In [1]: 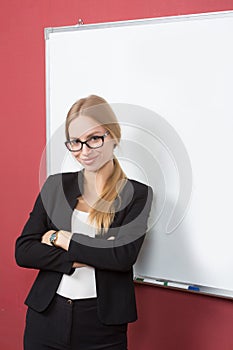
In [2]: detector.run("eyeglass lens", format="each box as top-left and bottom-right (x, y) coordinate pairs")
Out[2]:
(68, 136), (103, 151)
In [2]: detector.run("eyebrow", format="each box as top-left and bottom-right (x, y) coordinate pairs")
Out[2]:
(69, 130), (103, 141)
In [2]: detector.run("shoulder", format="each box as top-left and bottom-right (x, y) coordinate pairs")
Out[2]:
(117, 178), (153, 214)
(40, 171), (82, 194)
(43, 170), (81, 184)
(127, 178), (152, 191)
(126, 178), (153, 199)
(47, 170), (80, 180)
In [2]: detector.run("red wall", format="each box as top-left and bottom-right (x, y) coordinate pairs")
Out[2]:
(1, 1), (233, 349)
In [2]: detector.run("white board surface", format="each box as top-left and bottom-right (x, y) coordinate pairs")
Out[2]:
(45, 11), (233, 298)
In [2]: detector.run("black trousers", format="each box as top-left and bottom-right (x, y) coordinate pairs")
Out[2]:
(24, 294), (128, 350)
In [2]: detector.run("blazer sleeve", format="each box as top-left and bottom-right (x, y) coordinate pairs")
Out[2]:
(15, 175), (74, 275)
(68, 184), (153, 272)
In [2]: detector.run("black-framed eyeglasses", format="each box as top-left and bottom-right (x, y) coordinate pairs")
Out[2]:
(65, 131), (110, 152)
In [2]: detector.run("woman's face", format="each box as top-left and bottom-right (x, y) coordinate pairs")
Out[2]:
(68, 115), (115, 172)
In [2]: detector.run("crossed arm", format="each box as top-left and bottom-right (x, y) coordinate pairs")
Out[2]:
(41, 229), (114, 268)
(15, 179), (153, 274)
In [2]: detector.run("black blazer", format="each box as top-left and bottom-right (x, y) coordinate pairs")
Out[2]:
(15, 170), (153, 325)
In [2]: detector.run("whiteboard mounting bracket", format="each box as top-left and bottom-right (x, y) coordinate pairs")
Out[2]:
(77, 18), (84, 25)
(44, 18), (84, 40)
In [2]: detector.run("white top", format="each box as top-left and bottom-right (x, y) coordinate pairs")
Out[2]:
(56, 209), (97, 299)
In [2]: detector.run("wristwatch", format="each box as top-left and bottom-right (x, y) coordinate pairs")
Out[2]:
(49, 231), (59, 246)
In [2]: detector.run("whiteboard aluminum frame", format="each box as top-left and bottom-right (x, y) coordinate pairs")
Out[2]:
(45, 10), (233, 39)
(45, 10), (233, 300)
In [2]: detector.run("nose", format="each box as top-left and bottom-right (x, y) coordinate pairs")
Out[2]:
(80, 143), (92, 156)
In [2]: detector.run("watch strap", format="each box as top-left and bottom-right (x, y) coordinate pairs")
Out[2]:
(50, 231), (59, 246)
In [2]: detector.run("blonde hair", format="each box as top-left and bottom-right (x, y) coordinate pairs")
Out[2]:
(65, 95), (127, 234)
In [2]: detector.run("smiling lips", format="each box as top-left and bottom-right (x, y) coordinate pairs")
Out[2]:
(80, 156), (98, 165)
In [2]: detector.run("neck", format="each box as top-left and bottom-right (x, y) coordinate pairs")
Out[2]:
(83, 159), (114, 195)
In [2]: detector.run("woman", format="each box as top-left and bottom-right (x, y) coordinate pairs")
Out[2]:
(15, 95), (153, 350)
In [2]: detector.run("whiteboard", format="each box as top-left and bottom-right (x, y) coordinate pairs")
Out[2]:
(44, 11), (233, 298)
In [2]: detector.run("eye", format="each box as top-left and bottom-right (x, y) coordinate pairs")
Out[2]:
(89, 135), (101, 141)
(71, 139), (80, 144)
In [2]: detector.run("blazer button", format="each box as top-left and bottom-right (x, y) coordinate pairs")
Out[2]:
(67, 299), (73, 304)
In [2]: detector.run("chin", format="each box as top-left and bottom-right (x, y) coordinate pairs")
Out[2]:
(82, 163), (100, 172)
(83, 160), (112, 173)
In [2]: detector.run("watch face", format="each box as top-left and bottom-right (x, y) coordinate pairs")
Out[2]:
(50, 232), (57, 244)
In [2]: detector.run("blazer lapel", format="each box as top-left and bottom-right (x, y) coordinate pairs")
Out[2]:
(62, 170), (83, 210)
(49, 171), (83, 231)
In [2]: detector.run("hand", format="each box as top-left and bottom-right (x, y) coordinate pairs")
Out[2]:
(41, 230), (57, 246)
(55, 230), (73, 251)
(72, 262), (88, 268)
(41, 230), (87, 268)
(41, 230), (72, 251)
